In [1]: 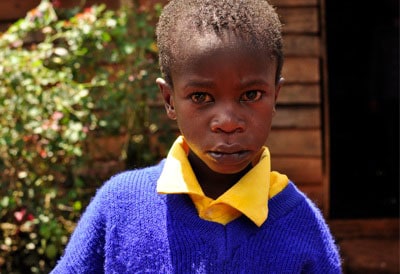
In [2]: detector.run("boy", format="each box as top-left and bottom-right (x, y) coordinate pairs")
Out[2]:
(52, 0), (342, 273)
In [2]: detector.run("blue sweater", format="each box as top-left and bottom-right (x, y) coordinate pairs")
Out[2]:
(52, 161), (342, 273)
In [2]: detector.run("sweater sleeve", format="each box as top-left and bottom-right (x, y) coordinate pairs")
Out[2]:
(302, 204), (342, 274)
(51, 185), (108, 274)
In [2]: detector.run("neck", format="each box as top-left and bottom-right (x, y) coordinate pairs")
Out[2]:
(188, 151), (251, 199)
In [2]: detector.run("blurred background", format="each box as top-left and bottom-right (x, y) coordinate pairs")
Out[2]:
(0, 0), (398, 273)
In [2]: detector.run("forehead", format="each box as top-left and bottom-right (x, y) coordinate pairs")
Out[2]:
(170, 31), (276, 80)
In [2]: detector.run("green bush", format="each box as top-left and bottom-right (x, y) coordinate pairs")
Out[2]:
(0, 0), (167, 272)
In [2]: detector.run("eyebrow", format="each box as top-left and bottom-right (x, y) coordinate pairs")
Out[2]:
(183, 77), (271, 90)
(183, 79), (216, 90)
(239, 78), (270, 89)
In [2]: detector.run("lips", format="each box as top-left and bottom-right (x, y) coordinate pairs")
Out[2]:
(209, 150), (247, 156)
(207, 144), (251, 164)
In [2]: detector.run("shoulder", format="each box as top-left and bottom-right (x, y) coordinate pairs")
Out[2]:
(268, 182), (324, 221)
(101, 160), (165, 193)
(90, 160), (166, 209)
(265, 182), (341, 270)
(266, 182), (337, 250)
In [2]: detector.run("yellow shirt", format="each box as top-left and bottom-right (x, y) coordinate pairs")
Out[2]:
(157, 136), (289, 227)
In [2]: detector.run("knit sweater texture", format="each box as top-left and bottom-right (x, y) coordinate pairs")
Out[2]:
(52, 160), (342, 273)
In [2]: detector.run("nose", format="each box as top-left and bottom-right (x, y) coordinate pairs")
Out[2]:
(210, 106), (245, 134)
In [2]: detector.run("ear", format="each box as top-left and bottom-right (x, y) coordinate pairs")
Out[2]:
(156, 77), (176, 120)
(273, 77), (284, 115)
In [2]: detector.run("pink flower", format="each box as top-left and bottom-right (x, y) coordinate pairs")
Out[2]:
(14, 208), (26, 222)
(51, 111), (63, 121)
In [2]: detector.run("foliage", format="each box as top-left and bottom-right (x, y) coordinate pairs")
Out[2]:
(0, 0), (167, 272)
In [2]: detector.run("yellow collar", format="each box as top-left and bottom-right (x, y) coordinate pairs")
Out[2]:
(157, 136), (288, 227)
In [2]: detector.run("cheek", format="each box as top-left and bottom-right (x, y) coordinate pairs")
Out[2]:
(254, 104), (275, 123)
(251, 107), (275, 136)
(175, 107), (203, 133)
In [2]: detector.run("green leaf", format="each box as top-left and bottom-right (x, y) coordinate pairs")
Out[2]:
(73, 201), (82, 211)
(45, 244), (58, 259)
(0, 196), (9, 208)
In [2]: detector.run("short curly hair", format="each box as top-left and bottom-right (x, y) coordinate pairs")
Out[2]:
(156, 0), (283, 86)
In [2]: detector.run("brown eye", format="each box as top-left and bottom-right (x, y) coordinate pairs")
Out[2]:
(190, 92), (213, 104)
(240, 90), (263, 102)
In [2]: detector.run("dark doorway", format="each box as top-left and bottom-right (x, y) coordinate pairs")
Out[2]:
(326, 0), (399, 218)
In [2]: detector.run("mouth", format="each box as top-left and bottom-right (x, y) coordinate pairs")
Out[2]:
(207, 147), (251, 163)
(208, 150), (249, 158)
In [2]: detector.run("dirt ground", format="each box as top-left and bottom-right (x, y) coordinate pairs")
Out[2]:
(329, 219), (399, 274)
(338, 237), (399, 274)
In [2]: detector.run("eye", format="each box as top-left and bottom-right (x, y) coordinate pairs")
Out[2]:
(190, 92), (213, 104)
(240, 90), (263, 102)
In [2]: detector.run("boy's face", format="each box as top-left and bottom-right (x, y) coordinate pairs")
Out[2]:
(158, 33), (281, 175)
